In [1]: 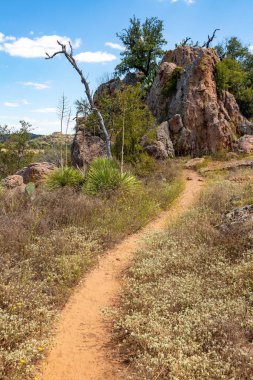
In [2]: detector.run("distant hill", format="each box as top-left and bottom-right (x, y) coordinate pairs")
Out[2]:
(29, 132), (74, 149)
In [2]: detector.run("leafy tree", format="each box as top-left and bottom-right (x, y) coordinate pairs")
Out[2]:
(86, 84), (156, 164)
(0, 121), (35, 178)
(215, 37), (250, 62)
(215, 37), (253, 118)
(115, 16), (167, 77)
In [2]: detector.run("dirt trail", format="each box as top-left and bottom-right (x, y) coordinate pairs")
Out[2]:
(41, 170), (204, 380)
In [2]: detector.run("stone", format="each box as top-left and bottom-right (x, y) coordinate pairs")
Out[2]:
(168, 114), (184, 134)
(17, 162), (56, 185)
(94, 72), (144, 104)
(220, 204), (253, 233)
(144, 121), (175, 159)
(147, 46), (252, 155)
(2, 175), (25, 191)
(233, 135), (253, 154)
(71, 118), (106, 169)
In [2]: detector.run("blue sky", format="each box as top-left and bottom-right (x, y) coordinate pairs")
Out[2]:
(0, 0), (253, 134)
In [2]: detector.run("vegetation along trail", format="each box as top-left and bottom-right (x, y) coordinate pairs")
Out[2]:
(41, 169), (204, 380)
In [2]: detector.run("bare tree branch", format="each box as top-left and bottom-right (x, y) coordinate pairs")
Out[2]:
(181, 37), (192, 46)
(202, 29), (220, 48)
(46, 41), (112, 159)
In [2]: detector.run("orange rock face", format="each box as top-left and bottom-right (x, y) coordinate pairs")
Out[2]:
(147, 46), (253, 155)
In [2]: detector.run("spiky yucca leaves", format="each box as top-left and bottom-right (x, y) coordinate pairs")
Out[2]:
(46, 167), (84, 190)
(83, 158), (140, 195)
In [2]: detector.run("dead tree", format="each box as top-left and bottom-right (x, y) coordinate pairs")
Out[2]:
(202, 29), (220, 49)
(46, 41), (112, 159)
(181, 37), (192, 46)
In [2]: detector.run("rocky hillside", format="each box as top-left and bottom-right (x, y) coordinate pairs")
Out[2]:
(147, 46), (253, 155)
(71, 46), (253, 167)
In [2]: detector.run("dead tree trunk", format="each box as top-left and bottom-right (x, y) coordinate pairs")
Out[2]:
(46, 41), (112, 159)
(202, 29), (220, 49)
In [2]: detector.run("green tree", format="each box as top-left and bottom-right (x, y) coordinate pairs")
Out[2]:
(115, 16), (167, 77)
(0, 121), (34, 178)
(215, 37), (250, 62)
(87, 84), (156, 164)
(215, 37), (253, 119)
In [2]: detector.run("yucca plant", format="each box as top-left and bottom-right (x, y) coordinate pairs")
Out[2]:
(46, 167), (84, 190)
(83, 158), (140, 195)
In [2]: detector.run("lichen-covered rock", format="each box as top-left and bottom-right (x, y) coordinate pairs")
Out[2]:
(143, 121), (175, 159)
(220, 204), (253, 233)
(17, 162), (56, 185)
(2, 175), (25, 192)
(71, 118), (106, 169)
(147, 46), (252, 155)
(233, 135), (253, 153)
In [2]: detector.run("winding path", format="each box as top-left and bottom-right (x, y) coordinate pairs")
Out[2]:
(41, 170), (204, 380)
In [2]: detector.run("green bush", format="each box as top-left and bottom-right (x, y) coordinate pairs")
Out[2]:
(133, 153), (157, 178)
(162, 67), (182, 97)
(83, 158), (140, 195)
(46, 167), (84, 190)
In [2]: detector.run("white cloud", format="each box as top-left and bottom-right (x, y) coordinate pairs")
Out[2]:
(2, 99), (30, 107)
(74, 51), (117, 63)
(249, 45), (253, 51)
(20, 81), (50, 90)
(32, 107), (57, 113)
(0, 33), (81, 58)
(3, 102), (20, 107)
(105, 42), (125, 51)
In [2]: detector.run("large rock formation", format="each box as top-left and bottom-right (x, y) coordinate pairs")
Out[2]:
(71, 117), (106, 169)
(147, 46), (253, 155)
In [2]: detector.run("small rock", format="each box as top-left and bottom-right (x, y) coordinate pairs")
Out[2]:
(233, 135), (253, 154)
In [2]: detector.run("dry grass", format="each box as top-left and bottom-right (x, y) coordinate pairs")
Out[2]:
(0, 160), (183, 380)
(114, 172), (253, 379)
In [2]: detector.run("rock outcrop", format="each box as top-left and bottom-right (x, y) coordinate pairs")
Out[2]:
(2, 162), (56, 194)
(233, 135), (253, 153)
(71, 117), (106, 169)
(94, 72), (144, 103)
(147, 46), (253, 155)
(143, 121), (175, 159)
(2, 174), (26, 193)
(220, 205), (253, 233)
(17, 162), (56, 185)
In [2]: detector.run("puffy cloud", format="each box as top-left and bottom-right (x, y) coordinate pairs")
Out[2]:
(105, 42), (125, 51)
(20, 81), (50, 90)
(0, 33), (81, 58)
(74, 51), (117, 63)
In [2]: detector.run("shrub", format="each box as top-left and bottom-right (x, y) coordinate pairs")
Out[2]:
(133, 153), (157, 178)
(46, 167), (84, 190)
(162, 67), (182, 97)
(83, 158), (140, 195)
